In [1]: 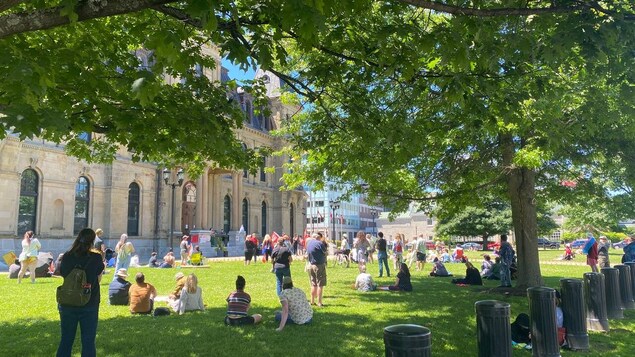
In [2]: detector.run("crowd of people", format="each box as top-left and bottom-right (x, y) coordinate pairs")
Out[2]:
(9, 226), (635, 356)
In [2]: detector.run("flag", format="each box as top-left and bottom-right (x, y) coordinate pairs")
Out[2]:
(561, 180), (577, 188)
(339, 214), (344, 224)
(272, 231), (280, 244)
(317, 210), (323, 219)
(330, 212), (333, 219)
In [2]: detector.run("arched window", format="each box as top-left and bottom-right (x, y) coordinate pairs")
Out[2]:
(242, 198), (249, 233)
(289, 203), (295, 237)
(73, 176), (90, 234)
(127, 183), (140, 236)
(183, 182), (197, 202)
(223, 195), (231, 233)
(261, 201), (267, 236)
(18, 169), (39, 234)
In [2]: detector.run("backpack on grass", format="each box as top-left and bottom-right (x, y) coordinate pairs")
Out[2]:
(56, 260), (92, 307)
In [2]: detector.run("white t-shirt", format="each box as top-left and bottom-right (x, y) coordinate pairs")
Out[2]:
(355, 273), (376, 292)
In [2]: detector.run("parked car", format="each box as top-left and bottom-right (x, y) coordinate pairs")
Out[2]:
(570, 239), (587, 249)
(537, 237), (560, 249)
(459, 242), (483, 251)
(613, 240), (629, 249)
(487, 242), (500, 250)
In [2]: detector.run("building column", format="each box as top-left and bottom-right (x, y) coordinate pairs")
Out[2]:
(231, 172), (242, 231)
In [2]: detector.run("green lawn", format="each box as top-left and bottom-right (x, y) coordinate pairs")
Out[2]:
(1, 250), (633, 356)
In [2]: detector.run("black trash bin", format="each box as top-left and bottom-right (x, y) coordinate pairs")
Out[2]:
(583, 272), (609, 332)
(559, 279), (589, 350)
(475, 300), (511, 357)
(527, 287), (560, 357)
(625, 262), (635, 300)
(384, 324), (431, 357)
(601, 267), (624, 319)
(614, 265), (635, 310)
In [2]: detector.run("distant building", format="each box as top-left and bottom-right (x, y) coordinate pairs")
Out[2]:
(0, 48), (305, 260)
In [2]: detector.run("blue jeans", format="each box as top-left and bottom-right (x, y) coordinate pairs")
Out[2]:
(57, 305), (99, 357)
(377, 251), (390, 277)
(275, 267), (291, 295)
(275, 311), (312, 325)
(500, 262), (512, 287)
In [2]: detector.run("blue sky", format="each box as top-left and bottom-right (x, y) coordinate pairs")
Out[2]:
(222, 58), (256, 81)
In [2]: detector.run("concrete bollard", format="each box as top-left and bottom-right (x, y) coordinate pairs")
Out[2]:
(559, 279), (589, 350)
(601, 267), (624, 319)
(583, 272), (609, 332)
(475, 300), (511, 357)
(614, 265), (635, 309)
(527, 287), (560, 357)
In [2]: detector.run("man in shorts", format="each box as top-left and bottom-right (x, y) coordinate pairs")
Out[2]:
(307, 232), (328, 307)
(225, 275), (262, 326)
(416, 234), (427, 272)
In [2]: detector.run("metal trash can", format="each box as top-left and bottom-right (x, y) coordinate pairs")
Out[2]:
(559, 279), (589, 350)
(384, 324), (431, 357)
(583, 272), (609, 332)
(625, 262), (635, 300)
(601, 267), (624, 319)
(614, 265), (635, 310)
(475, 300), (511, 357)
(527, 287), (560, 357)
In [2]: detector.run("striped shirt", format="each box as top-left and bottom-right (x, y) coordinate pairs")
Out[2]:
(226, 291), (251, 318)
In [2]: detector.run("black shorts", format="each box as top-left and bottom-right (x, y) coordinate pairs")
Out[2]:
(225, 316), (255, 326)
(244, 251), (254, 261)
(416, 252), (426, 262)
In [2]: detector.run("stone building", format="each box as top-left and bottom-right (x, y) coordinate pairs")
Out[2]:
(0, 54), (306, 261)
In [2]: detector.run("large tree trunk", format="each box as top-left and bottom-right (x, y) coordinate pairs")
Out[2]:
(501, 135), (543, 289)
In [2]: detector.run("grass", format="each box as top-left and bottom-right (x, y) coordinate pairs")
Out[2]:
(1, 250), (634, 356)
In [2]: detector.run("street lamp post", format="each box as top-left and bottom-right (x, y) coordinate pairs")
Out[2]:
(370, 208), (377, 236)
(329, 200), (340, 241)
(163, 168), (184, 250)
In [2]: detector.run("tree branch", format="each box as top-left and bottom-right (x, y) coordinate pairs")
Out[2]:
(397, 0), (588, 17)
(0, 0), (178, 39)
(0, 0), (26, 13)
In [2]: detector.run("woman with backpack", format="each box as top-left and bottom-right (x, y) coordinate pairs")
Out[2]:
(57, 228), (105, 357)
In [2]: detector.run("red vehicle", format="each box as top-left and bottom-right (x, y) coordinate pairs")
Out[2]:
(487, 242), (500, 250)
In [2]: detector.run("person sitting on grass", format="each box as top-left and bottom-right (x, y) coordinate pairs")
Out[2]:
(176, 273), (205, 315)
(480, 254), (494, 278)
(487, 256), (502, 280)
(429, 257), (452, 277)
(379, 263), (413, 291)
(225, 275), (262, 326)
(354, 265), (377, 292)
(275, 276), (313, 331)
(168, 272), (187, 310)
(148, 252), (160, 268)
(108, 268), (131, 305)
(160, 251), (175, 268)
(451, 259), (483, 286)
(129, 272), (157, 314)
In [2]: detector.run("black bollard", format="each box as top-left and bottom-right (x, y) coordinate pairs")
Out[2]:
(527, 287), (561, 357)
(614, 265), (635, 309)
(475, 300), (511, 357)
(559, 279), (589, 350)
(384, 324), (431, 357)
(583, 272), (609, 332)
(625, 262), (635, 300)
(601, 267), (624, 319)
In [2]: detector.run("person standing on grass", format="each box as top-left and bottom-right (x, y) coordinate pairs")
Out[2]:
(378, 263), (412, 291)
(225, 275), (262, 326)
(262, 234), (273, 262)
(307, 232), (328, 306)
(415, 234), (427, 272)
(623, 237), (635, 263)
(376, 232), (391, 277)
(392, 234), (404, 270)
(586, 236), (599, 273)
(57, 228), (104, 357)
(498, 234), (514, 288)
(113, 234), (134, 279)
(129, 272), (157, 314)
(179, 235), (190, 266)
(354, 231), (371, 273)
(597, 236), (611, 268)
(272, 238), (293, 295)
(275, 276), (313, 331)
(366, 234), (376, 264)
(17, 230), (41, 284)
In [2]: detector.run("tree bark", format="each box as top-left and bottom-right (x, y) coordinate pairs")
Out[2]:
(501, 134), (543, 289)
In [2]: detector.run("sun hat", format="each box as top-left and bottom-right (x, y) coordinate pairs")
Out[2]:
(175, 272), (185, 280)
(116, 268), (128, 278)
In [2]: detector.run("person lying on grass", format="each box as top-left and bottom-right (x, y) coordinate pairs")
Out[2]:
(275, 276), (313, 331)
(378, 263), (412, 291)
